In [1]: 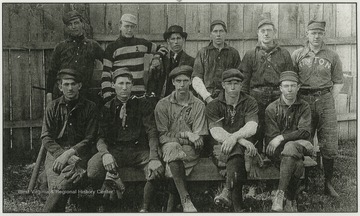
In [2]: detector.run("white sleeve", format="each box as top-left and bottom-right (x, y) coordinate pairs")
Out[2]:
(192, 76), (211, 100)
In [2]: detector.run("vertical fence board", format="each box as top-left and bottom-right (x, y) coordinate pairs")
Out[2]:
(336, 4), (352, 37)
(105, 4), (121, 35)
(43, 4), (65, 42)
(149, 4), (166, 34)
(3, 4), (10, 43)
(262, 4), (279, 37)
(29, 4), (44, 42)
(210, 4), (227, 23)
(351, 4), (356, 37)
(167, 4), (185, 28)
(10, 51), (31, 161)
(121, 4), (138, 17)
(138, 4), (150, 34)
(184, 5), (198, 34)
(185, 41), (199, 59)
(336, 45), (351, 72)
(243, 4), (262, 37)
(3, 50), (11, 163)
(309, 3), (323, 20)
(89, 4), (105, 35)
(297, 4), (310, 38)
(9, 4), (30, 43)
(198, 4), (211, 35)
(229, 4), (244, 34)
(278, 4), (297, 39)
(30, 51), (45, 120)
(323, 4), (336, 38)
(335, 94), (349, 140)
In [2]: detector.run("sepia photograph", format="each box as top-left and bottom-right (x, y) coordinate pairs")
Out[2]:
(2, 1), (357, 213)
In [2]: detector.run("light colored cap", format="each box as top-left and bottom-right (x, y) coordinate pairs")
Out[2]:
(121, 13), (137, 25)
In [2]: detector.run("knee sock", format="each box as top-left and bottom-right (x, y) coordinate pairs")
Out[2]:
(168, 161), (189, 200)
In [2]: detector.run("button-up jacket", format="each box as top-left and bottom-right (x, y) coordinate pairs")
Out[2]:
(265, 96), (311, 146)
(41, 96), (99, 159)
(46, 35), (104, 93)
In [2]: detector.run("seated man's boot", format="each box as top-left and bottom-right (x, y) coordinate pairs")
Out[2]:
(272, 190), (285, 212)
(284, 199), (297, 212)
(181, 195), (197, 212)
(323, 158), (339, 198)
(214, 187), (232, 207)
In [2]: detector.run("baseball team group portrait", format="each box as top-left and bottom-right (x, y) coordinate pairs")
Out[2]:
(2, 2), (357, 213)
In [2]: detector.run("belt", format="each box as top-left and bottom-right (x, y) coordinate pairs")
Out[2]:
(300, 88), (331, 96)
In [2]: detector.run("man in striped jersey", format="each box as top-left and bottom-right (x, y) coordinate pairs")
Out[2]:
(101, 13), (167, 102)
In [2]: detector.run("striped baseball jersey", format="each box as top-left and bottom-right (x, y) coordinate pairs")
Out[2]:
(101, 35), (158, 100)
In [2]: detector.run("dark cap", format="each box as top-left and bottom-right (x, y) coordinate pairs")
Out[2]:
(57, 68), (82, 82)
(222, 69), (244, 82)
(62, 10), (82, 25)
(163, 25), (188, 41)
(307, 20), (326, 31)
(210, 20), (227, 32)
(279, 71), (299, 83)
(169, 65), (193, 80)
(258, 19), (275, 29)
(112, 68), (133, 81)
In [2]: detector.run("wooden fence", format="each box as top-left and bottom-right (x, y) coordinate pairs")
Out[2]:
(2, 3), (357, 163)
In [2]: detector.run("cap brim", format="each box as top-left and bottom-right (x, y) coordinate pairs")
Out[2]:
(223, 77), (242, 82)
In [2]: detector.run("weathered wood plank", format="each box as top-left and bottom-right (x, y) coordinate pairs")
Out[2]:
(336, 45), (351, 72)
(309, 4), (324, 20)
(119, 157), (316, 182)
(210, 3), (227, 23)
(229, 4), (244, 34)
(4, 119), (43, 129)
(262, 4), (279, 37)
(323, 4), (336, 38)
(297, 4), (310, 38)
(351, 4), (356, 37)
(29, 51), (45, 120)
(29, 4), (44, 43)
(184, 41), (198, 59)
(121, 4), (138, 17)
(184, 4), (198, 34)
(198, 4), (211, 34)
(279, 4), (297, 39)
(138, 4), (150, 34)
(167, 4), (185, 28)
(243, 4), (262, 37)
(336, 4), (352, 37)
(335, 94), (349, 140)
(149, 4), (166, 34)
(105, 4), (121, 35)
(89, 4), (105, 35)
(348, 121), (356, 140)
(42, 4), (65, 42)
(9, 4), (30, 43)
(3, 50), (11, 121)
(3, 4), (11, 43)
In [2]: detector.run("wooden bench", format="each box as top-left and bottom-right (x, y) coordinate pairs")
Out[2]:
(118, 156), (317, 182)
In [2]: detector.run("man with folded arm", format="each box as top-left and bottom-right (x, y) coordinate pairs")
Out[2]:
(265, 71), (313, 212)
(87, 67), (164, 212)
(206, 69), (259, 212)
(41, 68), (98, 212)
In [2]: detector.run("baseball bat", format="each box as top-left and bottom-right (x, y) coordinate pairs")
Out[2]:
(27, 144), (46, 192)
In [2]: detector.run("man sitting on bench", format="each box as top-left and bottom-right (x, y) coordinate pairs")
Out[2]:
(265, 71), (313, 212)
(41, 68), (98, 212)
(206, 69), (259, 212)
(87, 68), (164, 212)
(154, 65), (208, 212)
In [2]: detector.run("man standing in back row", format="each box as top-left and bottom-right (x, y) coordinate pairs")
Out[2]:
(192, 20), (241, 104)
(239, 19), (293, 153)
(46, 10), (104, 104)
(292, 20), (343, 197)
(101, 13), (168, 102)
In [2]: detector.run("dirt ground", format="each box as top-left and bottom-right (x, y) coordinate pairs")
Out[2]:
(3, 140), (357, 212)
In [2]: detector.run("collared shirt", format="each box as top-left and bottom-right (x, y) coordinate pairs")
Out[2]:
(101, 35), (159, 99)
(154, 91), (208, 146)
(192, 42), (241, 95)
(206, 91), (258, 133)
(264, 96), (311, 145)
(98, 95), (158, 150)
(239, 42), (293, 92)
(292, 42), (343, 90)
(46, 35), (104, 93)
(41, 96), (98, 159)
